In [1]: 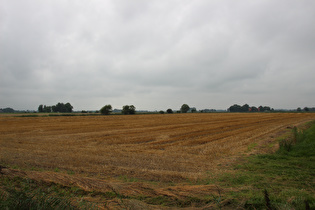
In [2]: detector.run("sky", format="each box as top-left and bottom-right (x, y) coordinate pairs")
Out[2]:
(1, 0), (315, 111)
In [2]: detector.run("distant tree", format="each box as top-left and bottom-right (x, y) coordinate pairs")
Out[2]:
(56, 103), (66, 112)
(38, 105), (43, 113)
(100, 104), (112, 115)
(52, 105), (57, 112)
(241, 104), (250, 112)
(166, 108), (173, 114)
(53, 102), (73, 112)
(250, 106), (258, 112)
(297, 107), (302, 112)
(229, 104), (272, 112)
(263, 106), (271, 112)
(0, 107), (15, 113)
(258, 106), (271, 112)
(180, 104), (190, 113)
(122, 105), (129, 115)
(228, 104), (242, 112)
(122, 105), (136, 115)
(304, 107), (309, 112)
(159, 110), (165, 114)
(129, 105), (136, 114)
(191, 107), (197, 113)
(65, 103), (73, 112)
(43, 105), (52, 113)
(39, 102), (73, 113)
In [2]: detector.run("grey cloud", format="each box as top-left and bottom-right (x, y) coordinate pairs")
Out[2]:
(1, 0), (315, 110)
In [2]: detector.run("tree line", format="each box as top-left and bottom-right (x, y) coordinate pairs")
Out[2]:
(228, 104), (273, 112)
(2, 103), (314, 114)
(100, 104), (197, 115)
(100, 105), (136, 115)
(296, 107), (315, 112)
(38, 103), (73, 113)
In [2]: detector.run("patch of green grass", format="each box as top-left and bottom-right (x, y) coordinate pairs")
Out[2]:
(48, 113), (77, 117)
(0, 177), (73, 209)
(214, 121), (315, 209)
(145, 195), (212, 207)
(16, 114), (39, 117)
(67, 170), (75, 175)
(0, 176), (99, 209)
(118, 175), (140, 182)
(247, 142), (257, 152)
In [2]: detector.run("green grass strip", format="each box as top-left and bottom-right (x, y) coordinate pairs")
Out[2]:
(218, 121), (315, 209)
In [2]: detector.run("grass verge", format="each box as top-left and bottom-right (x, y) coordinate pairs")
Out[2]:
(215, 121), (315, 209)
(0, 176), (97, 209)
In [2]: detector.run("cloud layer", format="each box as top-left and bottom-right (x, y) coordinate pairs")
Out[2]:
(1, 0), (315, 111)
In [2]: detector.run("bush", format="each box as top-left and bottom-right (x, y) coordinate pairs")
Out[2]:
(167, 109), (173, 114)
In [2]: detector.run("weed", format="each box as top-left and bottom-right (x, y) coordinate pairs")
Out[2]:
(211, 185), (223, 209)
(145, 195), (211, 207)
(264, 189), (272, 210)
(247, 142), (257, 152)
(67, 170), (75, 175)
(119, 175), (139, 182)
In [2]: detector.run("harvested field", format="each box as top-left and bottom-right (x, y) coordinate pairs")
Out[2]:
(1, 113), (315, 182)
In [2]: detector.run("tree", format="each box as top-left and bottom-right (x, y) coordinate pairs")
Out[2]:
(166, 108), (173, 114)
(129, 105), (136, 114)
(65, 103), (73, 112)
(159, 110), (165, 114)
(122, 105), (129, 115)
(180, 104), (190, 113)
(241, 104), (250, 112)
(56, 103), (66, 112)
(38, 105), (43, 112)
(228, 104), (242, 112)
(263, 106), (271, 112)
(43, 105), (52, 113)
(250, 106), (258, 112)
(38, 102), (73, 113)
(297, 107), (302, 112)
(100, 104), (112, 115)
(0, 107), (15, 113)
(122, 105), (136, 115)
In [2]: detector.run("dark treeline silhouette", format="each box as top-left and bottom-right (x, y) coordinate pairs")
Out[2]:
(38, 103), (73, 113)
(0, 107), (15, 113)
(297, 107), (315, 112)
(228, 104), (273, 112)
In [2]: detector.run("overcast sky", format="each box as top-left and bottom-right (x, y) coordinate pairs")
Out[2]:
(1, 0), (315, 111)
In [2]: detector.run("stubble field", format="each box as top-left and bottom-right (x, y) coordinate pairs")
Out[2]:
(1, 112), (315, 209)
(1, 113), (315, 181)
